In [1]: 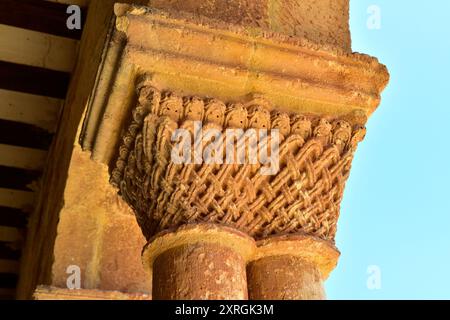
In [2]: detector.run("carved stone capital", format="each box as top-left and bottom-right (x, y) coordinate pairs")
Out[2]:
(79, 3), (389, 293)
(81, 4), (388, 165)
(109, 85), (365, 242)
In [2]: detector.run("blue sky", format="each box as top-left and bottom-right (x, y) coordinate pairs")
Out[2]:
(326, 0), (450, 299)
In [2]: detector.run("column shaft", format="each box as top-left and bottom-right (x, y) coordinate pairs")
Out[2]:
(246, 234), (339, 300)
(247, 255), (325, 300)
(143, 224), (256, 300)
(153, 242), (248, 300)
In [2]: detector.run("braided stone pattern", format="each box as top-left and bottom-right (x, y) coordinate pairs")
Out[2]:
(111, 86), (366, 241)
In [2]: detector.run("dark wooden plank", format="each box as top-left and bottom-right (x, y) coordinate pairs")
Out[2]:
(0, 0), (85, 40)
(0, 242), (20, 260)
(0, 291), (15, 300)
(0, 166), (41, 192)
(0, 273), (18, 288)
(0, 61), (70, 99)
(0, 119), (53, 150)
(0, 207), (28, 228)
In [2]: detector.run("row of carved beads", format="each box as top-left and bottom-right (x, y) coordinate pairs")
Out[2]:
(139, 86), (365, 149)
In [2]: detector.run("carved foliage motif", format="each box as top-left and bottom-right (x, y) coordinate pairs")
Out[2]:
(111, 85), (366, 242)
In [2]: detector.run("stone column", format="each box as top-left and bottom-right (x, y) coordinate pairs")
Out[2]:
(78, 0), (389, 300)
(247, 234), (339, 300)
(143, 224), (256, 300)
(248, 255), (325, 300)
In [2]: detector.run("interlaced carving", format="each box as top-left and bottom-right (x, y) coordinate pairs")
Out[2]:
(111, 86), (366, 242)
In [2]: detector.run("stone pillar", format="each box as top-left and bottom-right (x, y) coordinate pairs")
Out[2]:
(248, 256), (325, 300)
(247, 234), (339, 300)
(78, 1), (389, 300)
(143, 224), (256, 300)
